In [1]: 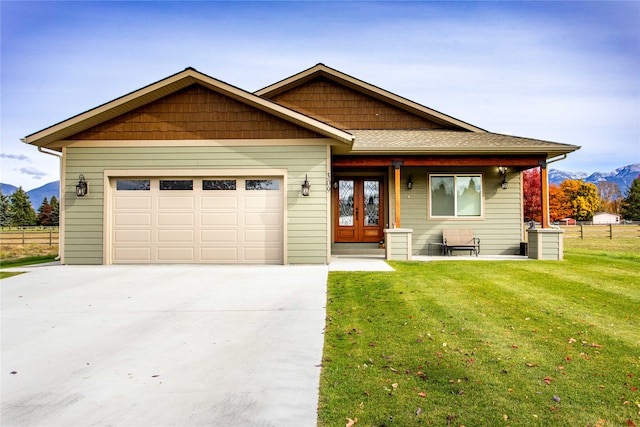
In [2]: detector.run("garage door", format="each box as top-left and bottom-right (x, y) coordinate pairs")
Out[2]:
(112, 177), (283, 264)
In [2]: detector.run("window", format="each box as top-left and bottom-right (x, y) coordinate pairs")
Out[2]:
(159, 180), (193, 190)
(245, 179), (279, 190)
(429, 174), (483, 218)
(116, 179), (150, 190)
(203, 180), (236, 190)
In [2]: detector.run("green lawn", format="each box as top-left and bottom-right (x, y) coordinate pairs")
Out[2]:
(318, 239), (640, 426)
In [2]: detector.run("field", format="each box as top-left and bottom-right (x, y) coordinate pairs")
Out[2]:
(318, 238), (639, 426)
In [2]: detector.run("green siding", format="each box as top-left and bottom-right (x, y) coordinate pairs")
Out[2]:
(391, 167), (523, 256)
(63, 144), (329, 265)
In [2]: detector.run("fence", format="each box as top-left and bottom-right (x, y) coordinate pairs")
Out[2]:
(560, 224), (640, 239)
(0, 227), (60, 247)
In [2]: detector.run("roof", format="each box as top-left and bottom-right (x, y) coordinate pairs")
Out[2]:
(349, 129), (580, 157)
(255, 63), (485, 133)
(23, 67), (354, 147)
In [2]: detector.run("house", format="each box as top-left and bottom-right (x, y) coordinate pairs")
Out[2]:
(557, 218), (577, 226)
(23, 64), (579, 265)
(592, 212), (620, 224)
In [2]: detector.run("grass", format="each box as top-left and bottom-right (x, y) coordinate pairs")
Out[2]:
(318, 239), (640, 426)
(0, 244), (58, 278)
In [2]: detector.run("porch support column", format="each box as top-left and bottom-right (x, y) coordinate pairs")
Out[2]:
(392, 161), (403, 228)
(540, 160), (550, 228)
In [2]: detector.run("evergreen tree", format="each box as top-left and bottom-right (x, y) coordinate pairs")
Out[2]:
(0, 191), (13, 227)
(50, 195), (60, 226)
(10, 187), (37, 226)
(38, 197), (53, 226)
(621, 176), (640, 221)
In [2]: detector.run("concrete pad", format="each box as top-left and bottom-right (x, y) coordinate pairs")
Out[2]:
(329, 256), (395, 272)
(1, 264), (328, 427)
(412, 255), (530, 262)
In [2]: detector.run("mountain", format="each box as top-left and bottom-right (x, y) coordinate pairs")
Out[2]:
(1, 183), (18, 196)
(27, 181), (60, 207)
(0, 181), (60, 208)
(549, 164), (639, 192)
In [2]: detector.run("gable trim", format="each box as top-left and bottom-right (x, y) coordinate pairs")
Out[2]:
(23, 68), (354, 148)
(255, 63), (486, 133)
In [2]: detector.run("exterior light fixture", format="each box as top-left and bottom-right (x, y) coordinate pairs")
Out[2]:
(301, 174), (311, 196)
(498, 167), (508, 190)
(407, 175), (413, 190)
(76, 174), (88, 197)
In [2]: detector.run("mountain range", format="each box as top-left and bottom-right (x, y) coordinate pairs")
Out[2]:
(1, 163), (638, 208)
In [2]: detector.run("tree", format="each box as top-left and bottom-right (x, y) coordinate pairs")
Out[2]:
(0, 191), (12, 227)
(559, 180), (599, 221)
(37, 197), (53, 226)
(597, 181), (622, 214)
(9, 187), (37, 226)
(522, 168), (541, 222)
(548, 184), (572, 222)
(50, 195), (60, 226)
(621, 176), (640, 220)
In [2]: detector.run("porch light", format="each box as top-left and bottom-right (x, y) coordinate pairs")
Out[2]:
(498, 167), (508, 190)
(407, 175), (413, 190)
(76, 174), (88, 197)
(301, 174), (311, 196)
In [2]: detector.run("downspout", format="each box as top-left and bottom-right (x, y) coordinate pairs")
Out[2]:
(35, 145), (63, 261)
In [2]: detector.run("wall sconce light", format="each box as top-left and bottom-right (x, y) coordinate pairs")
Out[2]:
(76, 174), (88, 197)
(407, 175), (413, 190)
(301, 174), (311, 196)
(498, 167), (508, 190)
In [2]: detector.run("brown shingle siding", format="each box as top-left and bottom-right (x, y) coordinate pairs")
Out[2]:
(268, 77), (445, 130)
(69, 84), (322, 140)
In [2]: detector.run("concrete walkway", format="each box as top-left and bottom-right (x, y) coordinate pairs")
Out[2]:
(1, 264), (328, 427)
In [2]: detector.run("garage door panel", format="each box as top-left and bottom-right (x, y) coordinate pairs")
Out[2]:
(244, 212), (282, 226)
(201, 213), (238, 226)
(115, 213), (152, 226)
(202, 196), (238, 209)
(201, 229), (238, 243)
(157, 229), (195, 243)
(157, 213), (195, 226)
(115, 229), (151, 243)
(245, 195), (282, 209)
(157, 247), (195, 262)
(114, 247), (152, 263)
(158, 196), (194, 209)
(115, 196), (152, 210)
(244, 229), (282, 243)
(201, 247), (239, 262)
(244, 247), (282, 263)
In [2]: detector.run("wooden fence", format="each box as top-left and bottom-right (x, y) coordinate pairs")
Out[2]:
(0, 227), (59, 246)
(560, 224), (640, 239)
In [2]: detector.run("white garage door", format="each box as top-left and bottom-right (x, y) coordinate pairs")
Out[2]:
(112, 177), (283, 264)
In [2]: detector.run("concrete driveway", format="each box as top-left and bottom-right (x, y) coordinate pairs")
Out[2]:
(1, 264), (328, 427)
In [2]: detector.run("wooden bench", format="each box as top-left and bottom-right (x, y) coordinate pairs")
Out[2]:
(442, 229), (480, 256)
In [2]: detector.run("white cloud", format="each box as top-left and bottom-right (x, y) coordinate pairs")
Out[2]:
(20, 167), (48, 179)
(0, 153), (30, 162)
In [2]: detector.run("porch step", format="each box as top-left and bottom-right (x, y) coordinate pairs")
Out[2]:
(332, 243), (385, 256)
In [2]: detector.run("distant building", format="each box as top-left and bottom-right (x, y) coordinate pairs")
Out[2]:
(593, 212), (620, 225)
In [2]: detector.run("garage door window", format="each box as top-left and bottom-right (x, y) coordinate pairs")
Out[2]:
(246, 179), (279, 190)
(116, 179), (150, 190)
(203, 179), (236, 190)
(159, 180), (193, 190)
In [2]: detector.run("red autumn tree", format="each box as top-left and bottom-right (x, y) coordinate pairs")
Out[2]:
(522, 168), (542, 222)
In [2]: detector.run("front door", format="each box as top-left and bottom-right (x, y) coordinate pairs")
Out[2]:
(334, 178), (384, 243)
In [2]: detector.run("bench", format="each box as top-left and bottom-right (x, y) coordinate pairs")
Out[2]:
(442, 229), (480, 256)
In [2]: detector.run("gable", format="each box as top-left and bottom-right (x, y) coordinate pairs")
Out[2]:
(266, 77), (447, 131)
(69, 84), (323, 140)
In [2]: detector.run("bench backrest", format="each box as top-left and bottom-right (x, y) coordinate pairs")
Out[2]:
(443, 229), (475, 246)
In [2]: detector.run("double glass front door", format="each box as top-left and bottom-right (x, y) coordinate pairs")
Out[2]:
(335, 178), (384, 243)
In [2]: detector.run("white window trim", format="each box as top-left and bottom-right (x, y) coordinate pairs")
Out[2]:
(428, 173), (485, 220)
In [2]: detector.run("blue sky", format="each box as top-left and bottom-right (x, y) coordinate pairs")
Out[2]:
(1, 1), (639, 190)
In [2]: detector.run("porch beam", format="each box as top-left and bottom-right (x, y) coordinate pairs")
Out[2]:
(392, 161), (403, 228)
(333, 155), (546, 168)
(540, 162), (550, 228)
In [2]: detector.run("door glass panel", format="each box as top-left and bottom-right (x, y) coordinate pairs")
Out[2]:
(159, 180), (193, 190)
(338, 180), (354, 226)
(245, 179), (279, 190)
(363, 180), (380, 226)
(203, 180), (236, 190)
(116, 179), (150, 191)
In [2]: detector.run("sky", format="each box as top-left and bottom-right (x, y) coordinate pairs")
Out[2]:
(1, 1), (639, 191)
